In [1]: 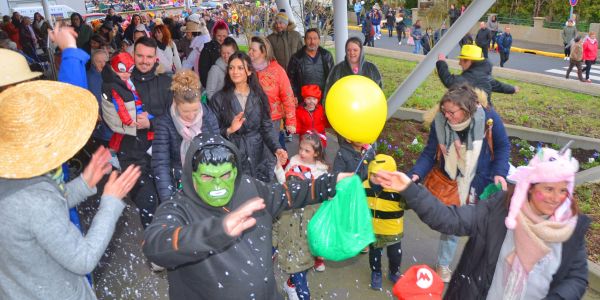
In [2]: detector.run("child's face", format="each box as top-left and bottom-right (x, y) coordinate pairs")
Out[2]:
(369, 172), (382, 185)
(298, 140), (318, 164)
(349, 140), (363, 151)
(116, 71), (131, 82)
(304, 96), (318, 111)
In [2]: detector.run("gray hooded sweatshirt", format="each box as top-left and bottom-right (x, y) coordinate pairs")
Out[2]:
(205, 57), (227, 100)
(0, 175), (125, 300)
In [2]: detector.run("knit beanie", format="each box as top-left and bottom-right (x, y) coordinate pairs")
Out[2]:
(505, 147), (579, 229)
(301, 84), (322, 101)
(275, 12), (289, 24)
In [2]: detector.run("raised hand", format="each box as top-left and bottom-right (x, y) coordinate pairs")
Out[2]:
(223, 197), (266, 237)
(103, 165), (142, 199)
(82, 146), (113, 189)
(375, 170), (412, 192)
(48, 22), (77, 51)
(227, 112), (245, 135)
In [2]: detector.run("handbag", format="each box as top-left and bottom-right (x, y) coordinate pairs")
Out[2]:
(422, 146), (460, 206)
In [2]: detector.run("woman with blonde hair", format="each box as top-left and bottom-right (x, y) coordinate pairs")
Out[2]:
(152, 24), (182, 75)
(152, 70), (219, 203)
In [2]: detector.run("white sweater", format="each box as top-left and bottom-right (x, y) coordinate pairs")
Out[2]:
(156, 42), (182, 73)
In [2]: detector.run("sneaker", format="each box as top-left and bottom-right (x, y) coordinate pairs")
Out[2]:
(398, 41), (402, 45)
(314, 257), (325, 272)
(388, 271), (400, 283)
(436, 265), (452, 283)
(283, 278), (299, 300)
(150, 262), (165, 272)
(360, 247), (369, 254)
(370, 271), (382, 290)
(586, 79), (592, 83)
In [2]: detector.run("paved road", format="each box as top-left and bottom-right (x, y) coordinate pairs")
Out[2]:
(348, 30), (600, 84)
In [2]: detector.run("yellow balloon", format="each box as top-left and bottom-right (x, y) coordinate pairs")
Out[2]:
(325, 75), (387, 144)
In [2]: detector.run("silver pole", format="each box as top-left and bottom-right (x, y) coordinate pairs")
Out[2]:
(333, 0), (348, 63)
(41, 0), (52, 25)
(386, 0), (497, 119)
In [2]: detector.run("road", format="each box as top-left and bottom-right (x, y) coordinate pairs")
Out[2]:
(347, 29), (600, 84)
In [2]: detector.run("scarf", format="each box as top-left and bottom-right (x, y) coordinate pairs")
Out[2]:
(252, 59), (269, 71)
(503, 201), (577, 300)
(434, 107), (485, 204)
(170, 103), (203, 166)
(157, 40), (167, 51)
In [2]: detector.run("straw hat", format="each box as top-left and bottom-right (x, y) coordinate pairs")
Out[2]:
(457, 44), (485, 61)
(0, 81), (98, 179)
(0, 49), (42, 87)
(181, 20), (209, 35)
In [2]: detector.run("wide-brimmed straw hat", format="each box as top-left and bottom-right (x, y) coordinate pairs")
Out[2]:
(181, 20), (209, 35)
(0, 81), (98, 179)
(0, 49), (42, 87)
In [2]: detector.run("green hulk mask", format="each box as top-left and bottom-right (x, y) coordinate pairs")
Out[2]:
(192, 162), (237, 207)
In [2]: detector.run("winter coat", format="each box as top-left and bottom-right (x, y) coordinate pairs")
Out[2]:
(436, 59), (515, 106)
(421, 33), (433, 54)
(496, 32), (512, 54)
(411, 25), (422, 40)
(19, 24), (36, 49)
(324, 47), (382, 107)
(385, 12), (395, 27)
(256, 60), (297, 127)
(71, 13), (92, 50)
(401, 183), (590, 300)
(583, 38), (598, 61)
(197, 39), (220, 88)
(370, 10), (382, 26)
(408, 107), (510, 199)
(267, 22), (303, 71)
(210, 88), (281, 182)
(205, 57), (227, 100)
(33, 20), (50, 46)
(354, 2), (362, 13)
(562, 25), (578, 45)
(101, 63), (137, 138)
(448, 8), (459, 22)
(570, 42), (584, 62)
(130, 63), (173, 130)
(156, 42), (182, 74)
(142, 134), (339, 300)
(151, 104), (220, 202)
(434, 28), (447, 45)
(362, 18), (373, 36)
(475, 27), (492, 48)
(287, 46), (335, 100)
(2, 21), (21, 49)
(295, 104), (329, 144)
(0, 176), (125, 300)
(332, 141), (375, 181)
(486, 17), (499, 32)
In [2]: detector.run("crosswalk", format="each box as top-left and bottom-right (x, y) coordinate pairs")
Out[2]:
(545, 64), (600, 82)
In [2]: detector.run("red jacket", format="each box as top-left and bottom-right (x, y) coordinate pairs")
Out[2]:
(2, 22), (21, 49)
(296, 104), (329, 146)
(583, 37), (598, 61)
(256, 60), (297, 127)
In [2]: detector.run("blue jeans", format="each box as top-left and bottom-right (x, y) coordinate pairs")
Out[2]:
(374, 24), (381, 36)
(437, 234), (459, 266)
(356, 12), (361, 25)
(290, 271), (310, 300)
(413, 41), (422, 54)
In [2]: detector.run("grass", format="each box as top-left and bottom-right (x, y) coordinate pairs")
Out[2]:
(364, 54), (600, 139)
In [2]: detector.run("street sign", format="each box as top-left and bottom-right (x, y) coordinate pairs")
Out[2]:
(570, 0), (577, 7)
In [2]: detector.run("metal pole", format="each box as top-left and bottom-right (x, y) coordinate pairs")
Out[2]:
(386, 0), (497, 119)
(569, 6), (573, 20)
(333, 0), (348, 64)
(41, 0), (52, 26)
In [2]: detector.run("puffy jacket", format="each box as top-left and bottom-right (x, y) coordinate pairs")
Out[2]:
(210, 87), (281, 182)
(256, 60), (297, 127)
(151, 104), (220, 202)
(475, 27), (492, 48)
(130, 63), (173, 131)
(267, 22), (303, 71)
(143, 133), (339, 300)
(197, 39), (220, 88)
(408, 107), (510, 199)
(562, 25), (578, 45)
(286, 46), (334, 100)
(401, 183), (590, 300)
(583, 37), (598, 61)
(295, 104), (329, 143)
(496, 33), (512, 54)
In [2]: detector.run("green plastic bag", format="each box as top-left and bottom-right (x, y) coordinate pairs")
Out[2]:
(479, 183), (503, 201)
(307, 175), (375, 261)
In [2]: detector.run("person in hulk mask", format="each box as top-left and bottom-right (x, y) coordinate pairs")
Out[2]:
(143, 133), (352, 300)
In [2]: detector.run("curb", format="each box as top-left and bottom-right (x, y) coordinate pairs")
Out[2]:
(347, 25), (565, 59)
(589, 262), (600, 298)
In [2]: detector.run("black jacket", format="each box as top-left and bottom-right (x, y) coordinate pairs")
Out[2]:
(476, 27), (492, 48)
(436, 59), (515, 106)
(332, 141), (374, 181)
(143, 133), (339, 300)
(197, 39), (220, 88)
(209, 88), (281, 182)
(130, 63), (173, 131)
(151, 104), (220, 202)
(401, 183), (590, 300)
(286, 46), (334, 100)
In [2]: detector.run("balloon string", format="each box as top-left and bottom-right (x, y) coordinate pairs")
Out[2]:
(354, 144), (374, 174)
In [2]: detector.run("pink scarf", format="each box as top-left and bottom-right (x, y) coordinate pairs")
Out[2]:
(170, 103), (203, 166)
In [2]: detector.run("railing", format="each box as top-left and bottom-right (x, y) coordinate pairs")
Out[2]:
(544, 20), (590, 33)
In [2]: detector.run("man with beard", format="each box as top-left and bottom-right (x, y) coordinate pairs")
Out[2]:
(286, 28), (334, 101)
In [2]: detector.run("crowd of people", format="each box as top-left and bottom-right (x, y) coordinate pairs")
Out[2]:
(0, 2), (593, 300)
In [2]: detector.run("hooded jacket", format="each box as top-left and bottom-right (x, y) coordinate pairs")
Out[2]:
(400, 183), (589, 300)
(142, 133), (339, 300)
(205, 57), (227, 100)
(71, 13), (92, 51)
(210, 87), (281, 182)
(583, 37), (598, 61)
(267, 22), (303, 71)
(436, 59), (515, 106)
(323, 44), (382, 107)
(197, 39), (221, 88)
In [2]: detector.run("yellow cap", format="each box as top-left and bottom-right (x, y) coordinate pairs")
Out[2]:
(368, 154), (397, 178)
(457, 44), (485, 61)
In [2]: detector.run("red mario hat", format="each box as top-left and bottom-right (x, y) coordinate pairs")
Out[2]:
(110, 52), (135, 74)
(301, 84), (322, 101)
(393, 265), (444, 300)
